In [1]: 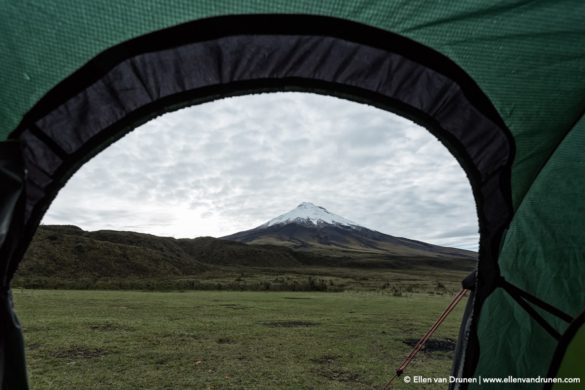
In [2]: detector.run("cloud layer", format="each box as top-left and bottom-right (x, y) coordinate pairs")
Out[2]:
(43, 93), (479, 250)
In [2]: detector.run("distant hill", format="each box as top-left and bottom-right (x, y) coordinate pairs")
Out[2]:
(16, 225), (312, 280)
(17, 225), (209, 279)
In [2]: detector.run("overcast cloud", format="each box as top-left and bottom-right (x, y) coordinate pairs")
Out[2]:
(42, 93), (479, 251)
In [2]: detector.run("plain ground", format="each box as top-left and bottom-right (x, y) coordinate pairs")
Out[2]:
(13, 289), (466, 390)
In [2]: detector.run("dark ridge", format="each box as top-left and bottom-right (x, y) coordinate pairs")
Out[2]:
(14, 225), (476, 287)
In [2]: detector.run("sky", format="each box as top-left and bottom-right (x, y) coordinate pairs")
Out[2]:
(42, 93), (479, 251)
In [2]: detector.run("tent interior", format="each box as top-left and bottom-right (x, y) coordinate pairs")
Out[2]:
(1, 3), (584, 389)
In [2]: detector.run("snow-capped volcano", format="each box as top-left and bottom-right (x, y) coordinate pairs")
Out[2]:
(262, 202), (359, 228)
(222, 202), (477, 262)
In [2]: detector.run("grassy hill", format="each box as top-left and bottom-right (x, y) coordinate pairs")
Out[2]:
(19, 225), (208, 279)
(13, 225), (476, 292)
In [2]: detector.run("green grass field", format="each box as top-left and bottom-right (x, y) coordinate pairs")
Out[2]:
(13, 289), (466, 389)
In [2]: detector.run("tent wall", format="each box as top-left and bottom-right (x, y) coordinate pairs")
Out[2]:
(0, 142), (28, 389)
(474, 112), (585, 386)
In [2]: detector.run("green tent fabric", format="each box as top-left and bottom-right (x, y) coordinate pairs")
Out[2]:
(1, 2), (585, 389)
(547, 312), (585, 389)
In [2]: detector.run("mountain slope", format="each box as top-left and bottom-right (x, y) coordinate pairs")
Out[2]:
(223, 202), (477, 261)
